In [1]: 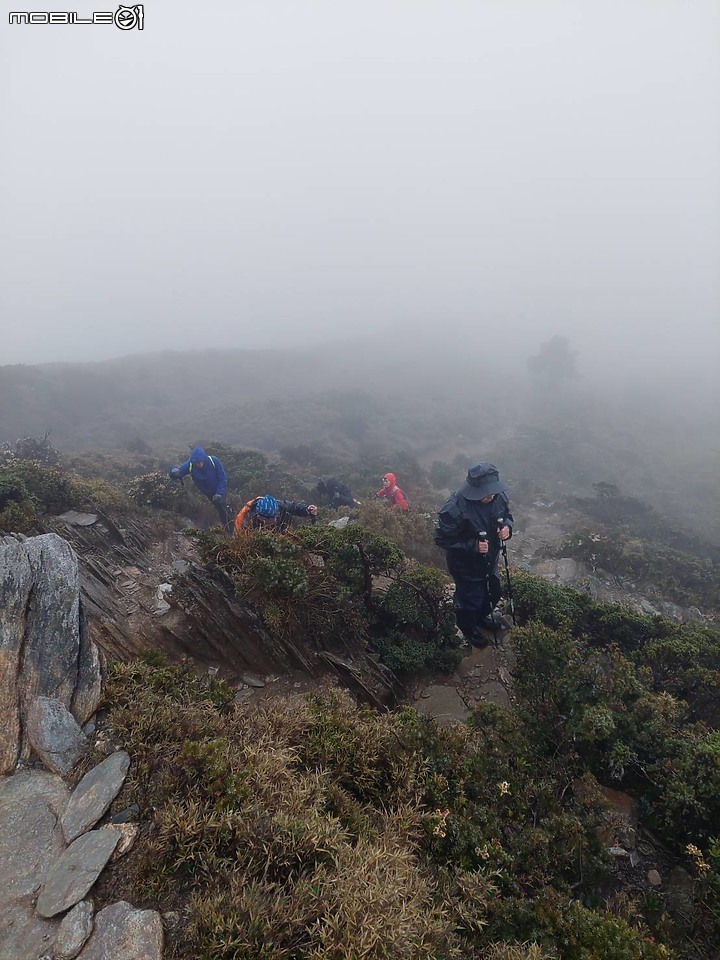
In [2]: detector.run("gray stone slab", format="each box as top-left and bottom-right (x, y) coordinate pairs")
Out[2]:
(0, 770), (68, 910)
(414, 685), (469, 726)
(62, 751), (130, 843)
(477, 680), (512, 709)
(555, 558), (579, 583)
(531, 559), (559, 579)
(77, 901), (163, 960)
(55, 900), (95, 960)
(27, 696), (88, 776)
(36, 830), (121, 918)
(59, 511), (98, 526)
(0, 900), (58, 960)
(242, 674), (265, 688)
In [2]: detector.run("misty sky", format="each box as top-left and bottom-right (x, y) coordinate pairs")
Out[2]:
(1, 0), (718, 377)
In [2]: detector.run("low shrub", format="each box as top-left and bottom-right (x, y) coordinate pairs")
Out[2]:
(98, 663), (673, 959)
(0, 459), (131, 532)
(196, 523), (460, 675)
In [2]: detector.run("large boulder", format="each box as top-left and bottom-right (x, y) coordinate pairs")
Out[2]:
(0, 534), (103, 774)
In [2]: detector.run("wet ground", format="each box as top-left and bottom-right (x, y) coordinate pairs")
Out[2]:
(413, 620), (515, 725)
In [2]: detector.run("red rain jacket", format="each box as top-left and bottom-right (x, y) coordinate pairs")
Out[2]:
(376, 473), (408, 510)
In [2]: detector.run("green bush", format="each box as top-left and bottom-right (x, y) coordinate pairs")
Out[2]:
(509, 573), (720, 853)
(196, 524), (459, 675)
(0, 472), (29, 510)
(0, 459), (131, 531)
(125, 471), (190, 510)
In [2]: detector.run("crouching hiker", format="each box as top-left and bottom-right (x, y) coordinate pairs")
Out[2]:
(434, 463), (513, 648)
(316, 477), (357, 509)
(169, 446), (231, 529)
(234, 495), (318, 533)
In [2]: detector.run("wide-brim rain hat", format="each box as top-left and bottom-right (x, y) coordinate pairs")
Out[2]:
(457, 463), (506, 500)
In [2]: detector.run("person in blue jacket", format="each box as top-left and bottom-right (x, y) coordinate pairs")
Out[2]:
(169, 447), (230, 528)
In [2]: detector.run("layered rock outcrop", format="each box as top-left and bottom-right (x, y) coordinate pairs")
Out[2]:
(0, 534), (103, 775)
(0, 533), (162, 960)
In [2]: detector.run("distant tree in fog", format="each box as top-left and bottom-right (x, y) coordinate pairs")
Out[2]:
(527, 335), (579, 381)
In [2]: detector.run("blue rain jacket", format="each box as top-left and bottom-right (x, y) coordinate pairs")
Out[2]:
(172, 447), (227, 498)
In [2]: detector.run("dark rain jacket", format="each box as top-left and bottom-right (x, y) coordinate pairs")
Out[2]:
(321, 477), (355, 507)
(172, 447), (228, 498)
(434, 492), (514, 581)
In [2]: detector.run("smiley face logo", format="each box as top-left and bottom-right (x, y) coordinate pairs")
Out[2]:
(114, 4), (144, 30)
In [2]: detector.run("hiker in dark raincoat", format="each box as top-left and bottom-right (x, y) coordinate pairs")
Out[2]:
(316, 477), (356, 509)
(434, 463), (513, 648)
(169, 446), (231, 528)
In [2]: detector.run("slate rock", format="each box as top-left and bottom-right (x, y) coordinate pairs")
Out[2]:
(609, 846), (631, 858)
(107, 803), (140, 825)
(234, 688), (255, 704)
(62, 750), (131, 843)
(0, 770), (68, 910)
(59, 512), (98, 527)
(55, 900), (95, 960)
(414, 685), (469, 726)
(657, 601), (684, 623)
(36, 830), (121, 918)
(0, 901), (58, 960)
(555, 558), (579, 583)
(328, 516), (351, 529)
(76, 900), (163, 960)
(27, 697), (88, 776)
(242, 674), (265, 688)
(0, 535), (102, 774)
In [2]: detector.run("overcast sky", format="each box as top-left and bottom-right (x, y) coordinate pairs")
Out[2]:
(1, 0), (718, 377)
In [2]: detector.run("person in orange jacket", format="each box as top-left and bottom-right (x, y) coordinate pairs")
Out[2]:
(234, 495), (318, 533)
(376, 472), (408, 510)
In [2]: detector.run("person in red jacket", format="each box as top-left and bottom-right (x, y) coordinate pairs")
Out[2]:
(376, 472), (408, 510)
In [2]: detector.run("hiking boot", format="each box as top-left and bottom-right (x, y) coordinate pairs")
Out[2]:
(471, 633), (490, 649)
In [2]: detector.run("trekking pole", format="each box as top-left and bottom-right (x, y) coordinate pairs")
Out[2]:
(497, 518), (516, 626)
(478, 531), (499, 647)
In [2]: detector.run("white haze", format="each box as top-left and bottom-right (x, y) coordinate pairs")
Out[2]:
(0, 0), (718, 389)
